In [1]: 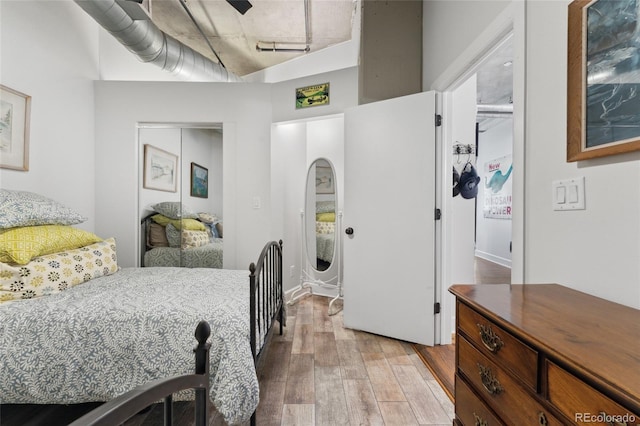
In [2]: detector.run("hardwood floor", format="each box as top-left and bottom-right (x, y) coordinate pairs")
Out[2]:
(413, 257), (511, 402)
(0, 296), (453, 426)
(474, 257), (511, 284)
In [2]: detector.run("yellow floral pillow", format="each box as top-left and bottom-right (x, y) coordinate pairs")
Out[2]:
(180, 230), (210, 248)
(150, 214), (206, 231)
(316, 212), (336, 222)
(0, 238), (119, 304)
(0, 225), (102, 265)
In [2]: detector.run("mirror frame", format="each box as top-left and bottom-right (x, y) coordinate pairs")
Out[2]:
(304, 157), (338, 272)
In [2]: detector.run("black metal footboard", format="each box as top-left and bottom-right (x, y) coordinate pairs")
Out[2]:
(249, 239), (284, 363)
(68, 320), (212, 426)
(249, 240), (284, 426)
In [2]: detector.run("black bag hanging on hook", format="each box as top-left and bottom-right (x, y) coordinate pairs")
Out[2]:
(459, 161), (480, 199)
(453, 166), (461, 197)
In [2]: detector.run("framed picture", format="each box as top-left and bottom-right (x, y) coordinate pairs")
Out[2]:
(296, 83), (330, 109)
(315, 166), (334, 194)
(190, 162), (208, 198)
(567, 0), (640, 161)
(0, 85), (31, 171)
(143, 144), (178, 192)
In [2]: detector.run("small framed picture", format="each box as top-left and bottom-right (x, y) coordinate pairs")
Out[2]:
(143, 144), (178, 192)
(190, 162), (208, 198)
(0, 85), (31, 171)
(315, 166), (334, 194)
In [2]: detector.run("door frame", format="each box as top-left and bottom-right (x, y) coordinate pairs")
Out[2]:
(431, 2), (526, 344)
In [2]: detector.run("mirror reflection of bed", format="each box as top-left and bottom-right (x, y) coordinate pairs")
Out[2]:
(141, 205), (223, 268)
(138, 125), (223, 268)
(307, 159), (337, 271)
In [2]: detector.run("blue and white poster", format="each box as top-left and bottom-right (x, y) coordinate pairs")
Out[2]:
(483, 155), (513, 219)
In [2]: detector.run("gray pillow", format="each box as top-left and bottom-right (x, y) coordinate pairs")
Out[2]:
(0, 189), (87, 229)
(165, 223), (181, 247)
(152, 202), (197, 220)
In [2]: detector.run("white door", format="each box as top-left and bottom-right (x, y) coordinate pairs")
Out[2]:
(343, 91), (437, 345)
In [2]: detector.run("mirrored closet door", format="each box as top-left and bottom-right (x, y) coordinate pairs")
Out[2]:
(138, 124), (223, 268)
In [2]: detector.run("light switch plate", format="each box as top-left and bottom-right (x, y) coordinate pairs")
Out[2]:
(552, 177), (585, 211)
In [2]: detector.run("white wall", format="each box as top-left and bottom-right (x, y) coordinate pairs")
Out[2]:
(181, 128), (223, 218)
(425, 0), (640, 309)
(271, 122), (307, 292)
(0, 1), (99, 231)
(271, 67), (359, 123)
(94, 81), (274, 270)
(524, 1), (640, 307)
(422, 1), (511, 90)
(476, 118), (513, 267)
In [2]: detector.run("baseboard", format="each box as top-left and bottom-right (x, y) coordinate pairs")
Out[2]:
(474, 251), (512, 268)
(284, 282), (339, 303)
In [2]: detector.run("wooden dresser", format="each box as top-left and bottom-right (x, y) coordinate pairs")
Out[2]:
(449, 284), (640, 426)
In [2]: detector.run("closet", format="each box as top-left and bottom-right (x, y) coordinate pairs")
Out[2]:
(138, 124), (223, 268)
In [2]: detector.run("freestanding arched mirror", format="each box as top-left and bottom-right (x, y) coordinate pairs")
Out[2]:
(305, 159), (337, 271)
(290, 157), (342, 314)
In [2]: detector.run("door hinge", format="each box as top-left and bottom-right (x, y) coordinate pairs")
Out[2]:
(434, 302), (441, 314)
(435, 208), (442, 220)
(435, 114), (442, 127)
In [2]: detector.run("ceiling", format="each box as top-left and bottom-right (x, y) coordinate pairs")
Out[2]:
(475, 37), (514, 132)
(127, 0), (512, 121)
(148, 0), (357, 77)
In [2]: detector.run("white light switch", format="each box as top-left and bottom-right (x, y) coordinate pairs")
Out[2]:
(552, 177), (585, 211)
(252, 196), (261, 209)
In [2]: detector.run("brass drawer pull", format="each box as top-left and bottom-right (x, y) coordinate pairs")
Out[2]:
(538, 411), (548, 426)
(477, 323), (504, 353)
(478, 363), (503, 395)
(473, 412), (489, 426)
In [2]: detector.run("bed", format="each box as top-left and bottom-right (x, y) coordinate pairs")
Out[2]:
(315, 200), (336, 264)
(141, 202), (224, 268)
(0, 190), (283, 425)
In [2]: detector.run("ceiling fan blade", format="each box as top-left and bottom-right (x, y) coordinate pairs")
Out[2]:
(226, 0), (252, 15)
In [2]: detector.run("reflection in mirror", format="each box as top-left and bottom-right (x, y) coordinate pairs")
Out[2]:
(305, 159), (336, 271)
(138, 125), (223, 269)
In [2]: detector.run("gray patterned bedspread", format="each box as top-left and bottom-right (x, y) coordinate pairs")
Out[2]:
(144, 239), (223, 268)
(0, 267), (257, 425)
(316, 233), (335, 263)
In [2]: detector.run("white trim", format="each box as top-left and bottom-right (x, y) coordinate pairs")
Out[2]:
(475, 251), (512, 269)
(431, 1), (526, 344)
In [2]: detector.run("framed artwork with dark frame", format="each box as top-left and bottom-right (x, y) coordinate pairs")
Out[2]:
(143, 144), (178, 192)
(190, 162), (208, 198)
(0, 85), (31, 171)
(567, 0), (640, 161)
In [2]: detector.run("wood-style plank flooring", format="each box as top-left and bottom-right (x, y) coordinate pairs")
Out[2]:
(413, 257), (511, 402)
(1, 296), (454, 426)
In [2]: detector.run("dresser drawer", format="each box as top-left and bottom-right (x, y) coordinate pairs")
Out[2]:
(458, 336), (563, 426)
(547, 361), (639, 425)
(457, 301), (538, 391)
(455, 373), (505, 426)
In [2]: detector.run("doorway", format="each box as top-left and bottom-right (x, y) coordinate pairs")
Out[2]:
(433, 7), (526, 342)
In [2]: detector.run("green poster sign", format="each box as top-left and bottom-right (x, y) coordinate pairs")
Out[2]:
(296, 83), (330, 109)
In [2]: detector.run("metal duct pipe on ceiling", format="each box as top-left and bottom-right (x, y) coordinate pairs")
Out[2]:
(476, 104), (513, 117)
(74, 0), (242, 82)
